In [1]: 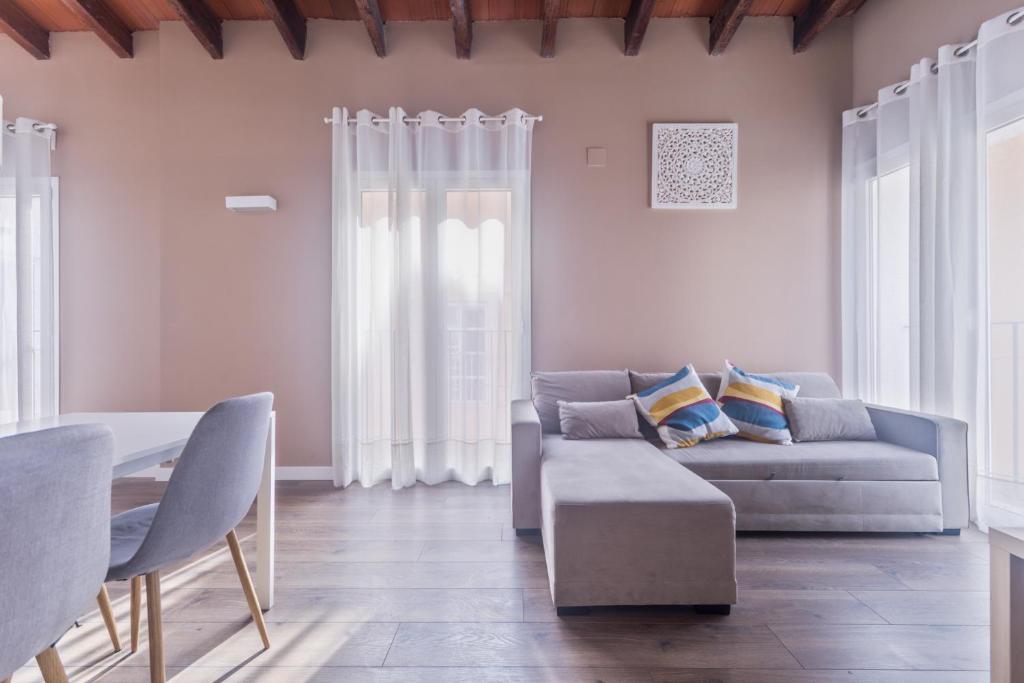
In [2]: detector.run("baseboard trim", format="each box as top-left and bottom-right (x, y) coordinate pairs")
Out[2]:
(126, 465), (335, 482)
(277, 466), (334, 481)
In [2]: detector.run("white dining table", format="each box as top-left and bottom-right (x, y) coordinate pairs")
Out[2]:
(0, 411), (276, 608)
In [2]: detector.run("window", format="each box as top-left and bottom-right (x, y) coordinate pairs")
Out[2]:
(986, 116), (1024, 493)
(0, 178), (58, 424)
(357, 186), (513, 410)
(868, 166), (911, 408)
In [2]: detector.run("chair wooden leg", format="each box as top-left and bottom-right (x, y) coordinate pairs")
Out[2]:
(96, 584), (122, 652)
(130, 575), (142, 653)
(145, 572), (165, 683)
(225, 529), (270, 650)
(34, 647), (68, 683)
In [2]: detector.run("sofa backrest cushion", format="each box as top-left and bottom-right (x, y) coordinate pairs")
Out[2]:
(629, 370), (840, 400)
(532, 370), (631, 433)
(630, 370), (721, 397)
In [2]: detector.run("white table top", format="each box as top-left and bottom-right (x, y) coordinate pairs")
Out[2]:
(0, 412), (204, 477)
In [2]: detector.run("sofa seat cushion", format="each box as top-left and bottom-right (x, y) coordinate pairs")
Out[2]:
(542, 434), (733, 504)
(662, 438), (938, 482)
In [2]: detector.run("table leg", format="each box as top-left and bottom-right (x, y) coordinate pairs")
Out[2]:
(256, 413), (276, 609)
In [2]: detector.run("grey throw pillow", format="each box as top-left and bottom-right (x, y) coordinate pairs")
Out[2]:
(783, 397), (877, 442)
(557, 400), (642, 440)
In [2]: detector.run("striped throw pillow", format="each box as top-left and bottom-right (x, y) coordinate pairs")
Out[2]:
(717, 361), (800, 444)
(629, 365), (737, 448)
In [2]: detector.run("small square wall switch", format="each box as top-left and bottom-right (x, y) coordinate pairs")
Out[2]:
(587, 147), (607, 167)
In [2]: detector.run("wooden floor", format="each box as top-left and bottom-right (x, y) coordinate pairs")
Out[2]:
(17, 480), (990, 682)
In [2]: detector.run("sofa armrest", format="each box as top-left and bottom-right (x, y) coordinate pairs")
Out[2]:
(866, 404), (970, 530)
(511, 399), (543, 530)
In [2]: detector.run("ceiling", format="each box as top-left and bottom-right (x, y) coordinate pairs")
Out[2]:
(0, 0), (865, 60)
(10, 0), (832, 31)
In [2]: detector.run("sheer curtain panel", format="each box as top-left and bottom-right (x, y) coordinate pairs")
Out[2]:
(331, 107), (535, 489)
(0, 114), (58, 424)
(841, 6), (1024, 528)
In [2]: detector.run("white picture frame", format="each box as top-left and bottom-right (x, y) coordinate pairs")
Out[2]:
(651, 123), (738, 210)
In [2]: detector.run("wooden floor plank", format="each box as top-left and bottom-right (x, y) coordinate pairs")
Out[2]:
(384, 622), (803, 668)
(850, 590), (990, 625)
(769, 623), (989, 670)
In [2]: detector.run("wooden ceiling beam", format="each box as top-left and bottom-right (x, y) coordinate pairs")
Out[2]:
(623, 0), (654, 56)
(793, 0), (852, 53)
(0, 0), (50, 59)
(166, 0), (223, 59)
(353, 0), (385, 57)
(540, 0), (561, 58)
(62, 0), (133, 58)
(261, 0), (306, 59)
(709, 0), (752, 55)
(449, 0), (471, 59)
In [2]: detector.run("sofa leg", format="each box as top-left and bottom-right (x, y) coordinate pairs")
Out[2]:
(695, 604), (731, 616)
(556, 606), (591, 617)
(515, 528), (540, 537)
(940, 528), (962, 536)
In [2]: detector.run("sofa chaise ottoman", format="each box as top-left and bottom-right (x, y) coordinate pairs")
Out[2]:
(540, 435), (736, 615)
(511, 369), (970, 612)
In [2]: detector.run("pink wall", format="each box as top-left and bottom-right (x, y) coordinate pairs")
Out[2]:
(0, 32), (162, 412)
(1, 17), (853, 466)
(852, 0), (1024, 104)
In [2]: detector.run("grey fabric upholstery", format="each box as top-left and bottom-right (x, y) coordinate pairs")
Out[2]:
(867, 404), (970, 531)
(511, 398), (543, 529)
(512, 370), (970, 537)
(712, 479), (943, 532)
(784, 397), (877, 442)
(0, 425), (115, 679)
(541, 435), (736, 607)
(106, 393), (273, 581)
(531, 370), (630, 433)
(557, 399), (641, 439)
(663, 439), (937, 481)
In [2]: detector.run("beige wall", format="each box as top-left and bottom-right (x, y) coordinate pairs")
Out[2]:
(1, 17), (853, 466)
(851, 0), (1023, 104)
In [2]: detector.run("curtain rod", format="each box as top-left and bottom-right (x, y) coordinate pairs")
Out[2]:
(322, 114), (543, 125)
(2, 122), (58, 134)
(855, 7), (1024, 119)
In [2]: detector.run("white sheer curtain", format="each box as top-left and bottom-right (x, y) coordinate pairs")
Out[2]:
(842, 6), (1024, 528)
(0, 110), (58, 424)
(331, 107), (534, 489)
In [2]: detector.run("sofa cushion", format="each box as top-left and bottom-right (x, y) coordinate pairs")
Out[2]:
(784, 397), (878, 442)
(662, 438), (938, 481)
(717, 361), (800, 444)
(629, 365), (737, 448)
(531, 370), (631, 433)
(542, 434), (733, 503)
(557, 400), (642, 440)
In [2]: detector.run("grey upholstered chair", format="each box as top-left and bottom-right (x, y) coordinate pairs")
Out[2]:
(101, 393), (273, 683)
(0, 425), (115, 683)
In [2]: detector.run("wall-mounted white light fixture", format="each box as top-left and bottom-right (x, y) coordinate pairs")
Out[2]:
(226, 195), (277, 213)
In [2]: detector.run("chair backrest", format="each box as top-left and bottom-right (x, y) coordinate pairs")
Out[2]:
(0, 424), (114, 679)
(125, 393), (273, 575)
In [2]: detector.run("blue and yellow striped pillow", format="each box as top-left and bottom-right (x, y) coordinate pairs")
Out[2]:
(629, 365), (737, 448)
(717, 361), (800, 444)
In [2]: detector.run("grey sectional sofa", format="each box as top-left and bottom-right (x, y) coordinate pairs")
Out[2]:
(511, 369), (970, 614)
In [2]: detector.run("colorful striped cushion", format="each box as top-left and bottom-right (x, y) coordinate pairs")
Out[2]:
(629, 365), (737, 448)
(717, 361), (800, 444)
